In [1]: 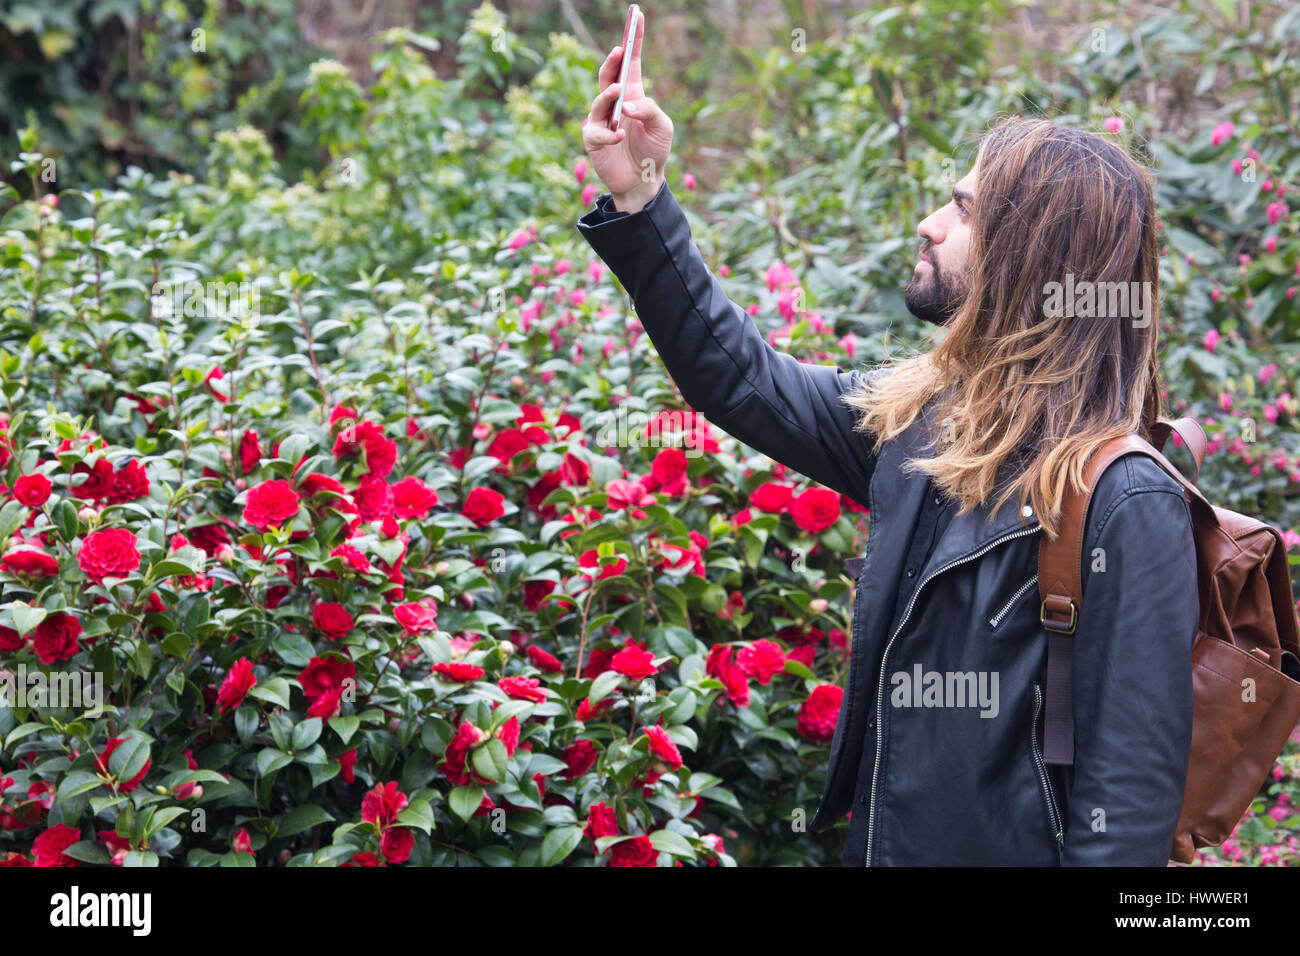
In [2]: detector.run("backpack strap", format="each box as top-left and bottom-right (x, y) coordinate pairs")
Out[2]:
(1035, 417), (1209, 765)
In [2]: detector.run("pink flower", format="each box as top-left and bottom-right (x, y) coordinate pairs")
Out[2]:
(1210, 121), (1235, 147)
(1203, 328), (1220, 352)
(1103, 115), (1124, 134)
(394, 602), (437, 635)
(683, 172), (696, 190)
(574, 159), (588, 183)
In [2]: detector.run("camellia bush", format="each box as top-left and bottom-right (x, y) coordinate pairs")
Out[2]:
(0, 2), (1297, 866)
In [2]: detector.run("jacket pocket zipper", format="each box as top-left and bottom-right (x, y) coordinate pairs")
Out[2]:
(989, 573), (1039, 629)
(1031, 682), (1064, 851)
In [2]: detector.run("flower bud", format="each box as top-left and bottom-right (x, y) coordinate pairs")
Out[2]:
(809, 598), (828, 615)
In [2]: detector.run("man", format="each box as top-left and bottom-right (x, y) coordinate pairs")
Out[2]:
(577, 14), (1197, 866)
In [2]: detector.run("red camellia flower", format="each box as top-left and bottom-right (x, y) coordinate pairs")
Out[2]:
(0, 625), (21, 652)
(353, 475), (394, 521)
(585, 801), (618, 845)
(232, 828), (253, 855)
(240, 429), (262, 475)
(736, 639), (787, 685)
(460, 486), (505, 527)
(611, 645), (657, 681)
(242, 479), (301, 531)
(391, 476), (440, 519)
(394, 602), (437, 635)
(647, 447), (688, 496)
(1, 548), (59, 579)
(496, 715), (521, 756)
(380, 826), (414, 864)
(32, 824), (82, 867)
(609, 834), (658, 867)
(312, 602), (354, 640)
(298, 656), (356, 707)
(643, 724), (683, 770)
(362, 781), (409, 830)
(432, 661), (485, 682)
(77, 527), (141, 583)
(32, 612), (83, 665)
(706, 644), (750, 708)
(790, 487), (842, 533)
(442, 721), (488, 785)
(337, 748), (358, 784)
(95, 737), (151, 792)
(107, 459), (150, 505)
(70, 458), (115, 500)
(797, 684), (844, 743)
(487, 427), (531, 467)
(526, 645), (563, 673)
(12, 473), (51, 507)
(341, 852), (381, 867)
(218, 657), (257, 714)
(749, 482), (794, 513)
(563, 739), (598, 779)
(332, 419), (398, 479)
(499, 676), (547, 703)
(331, 542), (371, 573)
(576, 696), (616, 722)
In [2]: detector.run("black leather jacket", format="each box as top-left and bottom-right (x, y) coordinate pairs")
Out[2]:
(576, 180), (1199, 866)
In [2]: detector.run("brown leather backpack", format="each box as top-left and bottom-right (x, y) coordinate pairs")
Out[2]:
(1037, 417), (1300, 863)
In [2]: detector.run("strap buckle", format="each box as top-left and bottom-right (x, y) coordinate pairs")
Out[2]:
(1040, 597), (1077, 635)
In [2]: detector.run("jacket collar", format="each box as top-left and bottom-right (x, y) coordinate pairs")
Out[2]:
(881, 398), (1042, 581)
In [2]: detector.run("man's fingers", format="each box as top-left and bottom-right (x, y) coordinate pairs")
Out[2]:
(622, 96), (668, 134)
(587, 82), (620, 123)
(583, 123), (624, 149)
(629, 11), (644, 90)
(598, 44), (622, 88)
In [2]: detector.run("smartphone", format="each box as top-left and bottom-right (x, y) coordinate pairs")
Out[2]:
(609, 4), (641, 131)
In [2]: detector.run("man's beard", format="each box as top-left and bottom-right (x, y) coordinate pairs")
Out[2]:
(905, 257), (967, 326)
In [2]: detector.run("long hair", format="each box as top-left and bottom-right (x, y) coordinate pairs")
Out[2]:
(843, 116), (1167, 540)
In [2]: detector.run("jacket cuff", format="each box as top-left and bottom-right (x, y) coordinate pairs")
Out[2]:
(575, 179), (673, 260)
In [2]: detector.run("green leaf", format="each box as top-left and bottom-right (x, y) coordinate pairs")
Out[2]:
(291, 718), (322, 751)
(587, 669), (622, 706)
(329, 715), (360, 745)
(11, 602), (47, 637)
(256, 748), (293, 777)
(648, 828), (696, 859)
(471, 738), (509, 782)
(248, 677), (291, 710)
(449, 786), (485, 822)
(276, 804), (334, 836)
(107, 735), (151, 784)
(539, 825), (584, 866)
(58, 770), (106, 801)
(53, 498), (80, 540)
(63, 840), (111, 864)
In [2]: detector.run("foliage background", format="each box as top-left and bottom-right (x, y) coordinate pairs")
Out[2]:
(0, 0), (1298, 866)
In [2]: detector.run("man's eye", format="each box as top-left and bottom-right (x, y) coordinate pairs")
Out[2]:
(956, 202), (970, 218)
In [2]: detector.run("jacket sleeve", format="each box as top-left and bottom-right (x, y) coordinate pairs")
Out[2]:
(1059, 485), (1199, 866)
(575, 181), (879, 507)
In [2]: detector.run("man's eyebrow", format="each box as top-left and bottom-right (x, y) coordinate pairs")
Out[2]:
(952, 187), (975, 205)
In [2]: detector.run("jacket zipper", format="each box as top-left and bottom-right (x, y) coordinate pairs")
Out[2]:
(989, 573), (1039, 628)
(865, 519), (1042, 866)
(1031, 682), (1065, 851)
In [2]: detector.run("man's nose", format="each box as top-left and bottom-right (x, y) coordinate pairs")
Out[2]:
(918, 212), (945, 245)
